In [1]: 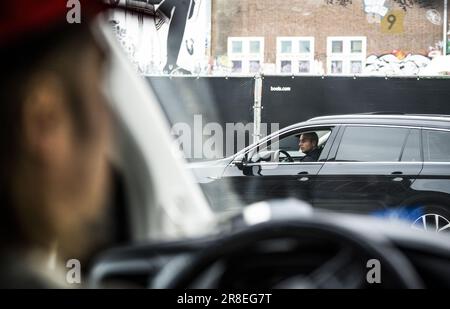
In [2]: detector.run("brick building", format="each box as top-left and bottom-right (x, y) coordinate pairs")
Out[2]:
(211, 0), (449, 75)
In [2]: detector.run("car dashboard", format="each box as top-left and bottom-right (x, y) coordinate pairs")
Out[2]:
(89, 210), (450, 289)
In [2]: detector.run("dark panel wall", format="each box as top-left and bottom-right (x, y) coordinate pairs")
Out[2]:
(147, 76), (255, 159)
(147, 76), (450, 157)
(262, 76), (450, 129)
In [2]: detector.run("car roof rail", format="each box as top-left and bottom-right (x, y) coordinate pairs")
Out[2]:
(307, 113), (399, 121)
(358, 111), (406, 115)
(407, 114), (450, 118)
(307, 112), (450, 122)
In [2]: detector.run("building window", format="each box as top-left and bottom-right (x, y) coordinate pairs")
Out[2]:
(350, 61), (362, 74)
(351, 40), (362, 53)
(299, 40), (311, 53)
(232, 41), (243, 54)
(228, 37), (264, 74)
(331, 61), (343, 74)
(281, 41), (292, 53)
(276, 37), (315, 74)
(281, 60), (292, 73)
(232, 61), (242, 73)
(299, 60), (310, 73)
(249, 40), (261, 54)
(249, 60), (261, 73)
(332, 41), (343, 53)
(327, 36), (366, 75)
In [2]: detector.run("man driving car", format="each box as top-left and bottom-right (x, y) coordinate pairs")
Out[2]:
(298, 132), (321, 162)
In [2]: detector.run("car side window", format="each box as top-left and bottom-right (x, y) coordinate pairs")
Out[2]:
(423, 130), (450, 162)
(400, 129), (421, 162)
(336, 126), (409, 162)
(278, 134), (301, 153)
(248, 128), (333, 163)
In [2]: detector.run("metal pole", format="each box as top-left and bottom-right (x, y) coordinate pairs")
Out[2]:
(253, 74), (263, 144)
(444, 0), (448, 56)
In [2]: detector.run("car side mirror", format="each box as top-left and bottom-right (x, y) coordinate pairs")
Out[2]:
(235, 161), (243, 170)
(235, 153), (248, 170)
(234, 153), (261, 176)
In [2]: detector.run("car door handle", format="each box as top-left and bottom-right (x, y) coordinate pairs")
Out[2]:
(297, 171), (309, 182)
(391, 171), (404, 182)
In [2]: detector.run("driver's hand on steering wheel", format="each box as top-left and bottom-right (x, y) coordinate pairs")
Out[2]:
(280, 156), (291, 162)
(277, 150), (294, 162)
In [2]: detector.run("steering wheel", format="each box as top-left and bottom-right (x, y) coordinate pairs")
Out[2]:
(160, 219), (424, 289)
(274, 150), (294, 162)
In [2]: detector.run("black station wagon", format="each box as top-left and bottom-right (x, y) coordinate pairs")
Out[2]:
(190, 114), (450, 233)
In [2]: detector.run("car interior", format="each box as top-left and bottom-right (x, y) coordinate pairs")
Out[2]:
(88, 200), (450, 289)
(4, 0), (450, 291)
(83, 20), (450, 289)
(247, 129), (333, 163)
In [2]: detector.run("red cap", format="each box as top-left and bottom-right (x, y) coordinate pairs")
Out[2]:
(0, 0), (110, 45)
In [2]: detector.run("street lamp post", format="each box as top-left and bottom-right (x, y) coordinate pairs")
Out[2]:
(444, 0), (448, 56)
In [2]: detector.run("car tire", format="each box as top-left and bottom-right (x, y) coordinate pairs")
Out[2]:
(411, 204), (450, 234)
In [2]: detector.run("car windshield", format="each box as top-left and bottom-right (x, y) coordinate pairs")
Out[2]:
(108, 0), (450, 236)
(5, 0), (450, 291)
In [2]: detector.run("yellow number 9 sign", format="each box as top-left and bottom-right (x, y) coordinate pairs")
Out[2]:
(381, 10), (405, 34)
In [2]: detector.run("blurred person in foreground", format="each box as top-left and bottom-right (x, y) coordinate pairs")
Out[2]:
(0, 1), (119, 288)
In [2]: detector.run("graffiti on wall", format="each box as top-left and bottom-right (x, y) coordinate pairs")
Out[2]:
(364, 0), (389, 16)
(364, 50), (431, 75)
(326, 0), (443, 10)
(325, 0), (353, 6)
(393, 0), (443, 11)
(110, 0), (211, 75)
(426, 9), (442, 25)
